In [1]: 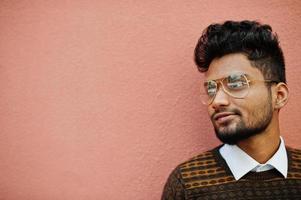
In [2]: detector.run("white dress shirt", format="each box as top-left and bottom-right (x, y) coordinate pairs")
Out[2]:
(219, 137), (288, 180)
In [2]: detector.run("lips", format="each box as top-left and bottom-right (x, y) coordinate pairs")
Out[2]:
(213, 112), (237, 124)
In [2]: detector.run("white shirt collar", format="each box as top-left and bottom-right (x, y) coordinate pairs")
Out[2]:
(219, 137), (288, 180)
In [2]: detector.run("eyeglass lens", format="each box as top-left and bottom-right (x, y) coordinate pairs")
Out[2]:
(201, 74), (250, 104)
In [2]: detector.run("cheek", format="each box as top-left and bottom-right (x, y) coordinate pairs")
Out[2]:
(231, 100), (249, 120)
(237, 101), (263, 123)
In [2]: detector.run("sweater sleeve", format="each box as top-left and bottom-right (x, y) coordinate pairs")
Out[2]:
(161, 167), (186, 200)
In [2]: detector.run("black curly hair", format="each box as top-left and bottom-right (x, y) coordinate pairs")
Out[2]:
(194, 20), (286, 83)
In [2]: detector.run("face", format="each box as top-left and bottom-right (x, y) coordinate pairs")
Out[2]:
(205, 53), (275, 145)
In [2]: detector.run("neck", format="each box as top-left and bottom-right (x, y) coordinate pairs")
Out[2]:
(236, 116), (281, 164)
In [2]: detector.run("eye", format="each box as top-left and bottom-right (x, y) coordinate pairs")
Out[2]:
(226, 74), (248, 90)
(205, 81), (217, 97)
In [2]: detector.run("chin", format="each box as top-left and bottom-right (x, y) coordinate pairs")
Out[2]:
(214, 125), (246, 144)
(215, 122), (237, 133)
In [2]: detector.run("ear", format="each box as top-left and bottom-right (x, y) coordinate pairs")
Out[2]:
(274, 82), (289, 110)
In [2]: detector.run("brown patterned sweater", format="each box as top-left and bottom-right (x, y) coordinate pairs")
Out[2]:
(161, 146), (301, 200)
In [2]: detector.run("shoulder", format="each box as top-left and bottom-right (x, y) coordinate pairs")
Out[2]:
(286, 146), (301, 178)
(178, 148), (218, 172)
(286, 146), (301, 154)
(286, 146), (301, 161)
(166, 148), (218, 180)
(170, 146), (233, 189)
(160, 150), (217, 200)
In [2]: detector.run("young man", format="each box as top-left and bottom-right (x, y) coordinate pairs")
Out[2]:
(161, 20), (301, 199)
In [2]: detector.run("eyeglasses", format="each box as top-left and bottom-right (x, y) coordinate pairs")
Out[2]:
(200, 73), (278, 105)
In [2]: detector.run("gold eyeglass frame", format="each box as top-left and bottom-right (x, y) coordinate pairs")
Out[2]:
(201, 74), (277, 105)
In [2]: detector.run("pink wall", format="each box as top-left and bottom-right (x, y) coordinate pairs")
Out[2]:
(1, 1), (301, 199)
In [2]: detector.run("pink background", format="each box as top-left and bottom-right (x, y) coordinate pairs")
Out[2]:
(1, 1), (301, 199)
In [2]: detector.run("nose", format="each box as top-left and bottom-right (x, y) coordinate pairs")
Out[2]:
(210, 87), (230, 109)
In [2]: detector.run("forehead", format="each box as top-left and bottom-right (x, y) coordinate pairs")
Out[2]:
(205, 53), (264, 80)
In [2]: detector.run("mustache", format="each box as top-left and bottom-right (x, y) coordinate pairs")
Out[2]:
(211, 108), (242, 120)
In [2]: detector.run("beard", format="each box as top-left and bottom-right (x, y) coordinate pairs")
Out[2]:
(212, 93), (273, 145)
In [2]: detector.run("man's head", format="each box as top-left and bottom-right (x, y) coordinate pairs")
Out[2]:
(194, 20), (289, 144)
(194, 20), (286, 83)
